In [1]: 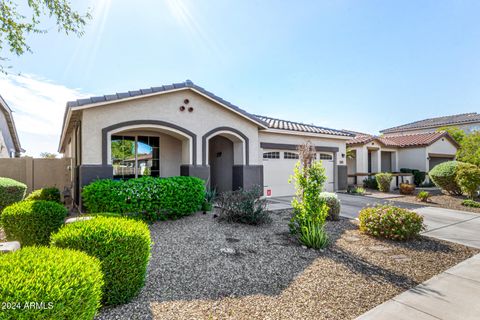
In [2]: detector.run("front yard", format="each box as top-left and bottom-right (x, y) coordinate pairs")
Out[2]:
(96, 209), (478, 320)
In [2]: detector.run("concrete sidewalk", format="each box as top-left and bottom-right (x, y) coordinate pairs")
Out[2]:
(356, 253), (480, 320)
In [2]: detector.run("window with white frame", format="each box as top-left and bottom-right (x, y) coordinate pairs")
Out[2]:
(263, 151), (280, 159)
(319, 153), (333, 160)
(283, 152), (299, 159)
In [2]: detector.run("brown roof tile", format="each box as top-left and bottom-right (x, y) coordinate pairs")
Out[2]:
(347, 131), (459, 148)
(380, 113), (480, 134)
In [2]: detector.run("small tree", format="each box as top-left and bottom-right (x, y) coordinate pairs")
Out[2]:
(457, 131), (480, 166)
(455, 163), (480, 199)
(39, 152), (57, 159)
(438, 126), (467, 144)
(289, 141), (329, 249)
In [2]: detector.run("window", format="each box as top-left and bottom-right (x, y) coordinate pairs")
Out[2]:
(112, 135), (160, 179)
(284, 152), (299, 159)
(263, 151), (280, 159)
(319, 153), (333, 160)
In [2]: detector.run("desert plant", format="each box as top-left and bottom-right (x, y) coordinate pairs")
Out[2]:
(0, 246), (103, 320)
(416, 190), (431, 202)
(51, 216), (151, 306)
(202, 188), (217, 212)
(216, 186), (270, 225)
(462, 199), (480, 208)
(399, 183), (416, 195)
(354, 187), (366, 195)
(359, 204), (425, 241)
(375, 173), (393, 192)
(0, 177), (26, 211)
(82, 176), (205, 221)
(362, 176), (378, 190)
(1, 200), (67, 246)
(455, 163), (480, 199)
(289, 141), (329, 249)
(319, 192), (341, 221)
(25, 187), (61, 203)
(429, 161), (463, 195)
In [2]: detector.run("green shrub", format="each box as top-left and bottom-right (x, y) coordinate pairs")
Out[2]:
(202, 188), (216, 212)
(82, 176), (205, 221)
(363, 176), (378, 190)
(429, 161), (463, 195)
(0, 246), (103, 320)
(319, 192), (341, 221)
(289, 144), (329, 249)
(359, 205), (424, 241)
(1, 200), (67, 246)
(51, 216), (152, 305)
(375, 173), (393, 192)
(400, 168), (426, 186)
(25, 187), (61, 203)
(0, 177), (26, 211)
(455, 163), (480, 199)
(217, 186), (270, 225)
(417, 190), (431, 202)
(462, 199), (480, 208)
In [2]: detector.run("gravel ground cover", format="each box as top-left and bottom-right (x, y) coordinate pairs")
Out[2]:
(96, 209), (478, 320)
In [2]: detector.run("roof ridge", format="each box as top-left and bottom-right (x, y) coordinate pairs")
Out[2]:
(254, 114), (352, 135)
(381, 112), (480, 133)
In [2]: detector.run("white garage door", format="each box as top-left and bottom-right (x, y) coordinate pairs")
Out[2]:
(263, 150), (335, 197)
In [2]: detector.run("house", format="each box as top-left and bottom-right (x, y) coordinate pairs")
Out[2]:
(380, 113), (480, 135)
(58, 80), (353, 203)
(0, 95), (23, 157)
(346, 131), (459, 185)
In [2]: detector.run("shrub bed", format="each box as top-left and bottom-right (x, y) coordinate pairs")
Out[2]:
(216, 187), (270, 225)
(25, 187), (61, 203)
(399, 183), (415, 195)
(429, 161), (463, 195)
(51, 216), (152, 305)
(1, 200), (67, 246)
(375, 173), (393, 192)
(462, 199), (480, 208)
(0, 246), (103, 320)
(0, 177), (27, 211)
(362, 176), (378, 190)
(82, 176), (205, 221)
(455, 163), (480, 199)
(359, 205), (424, 241)
(319, 192), (341, 221)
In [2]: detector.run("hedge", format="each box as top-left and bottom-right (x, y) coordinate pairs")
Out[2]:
(0, 246), (103, 320)
(319, 192), (341, 221)
(1, 200), (67, 246)
(51, 216), (152, 305)
(429, 161), (463, 195)
(25, 187), (61, 203)
(0, 177), (27, 211)
(82, 176), (205, 221)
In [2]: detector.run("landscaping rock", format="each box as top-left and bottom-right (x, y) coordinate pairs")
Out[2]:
(65, 216), (93, 224)
(368, 245), (392, 253)
(390, 254), (411, 262)
(344, 236), (361, 242)
(220, 247), (236, 255)
(0, 241), (20, 254)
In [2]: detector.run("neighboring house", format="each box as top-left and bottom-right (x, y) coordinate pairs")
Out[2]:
(346, 131), (459, 185)
(380, 112), (480, 135)
(58, 80), (352, 203)
(0, 95), (23, 157)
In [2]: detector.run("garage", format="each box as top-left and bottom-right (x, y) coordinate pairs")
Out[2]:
(429, 155), (454, 171)
(263, 149), (335, 197)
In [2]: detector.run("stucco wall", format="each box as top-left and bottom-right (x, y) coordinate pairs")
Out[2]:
(0, 111), (15, 158)
(258, 131), (347, 165)
(80, 89), (261, 166)
(397, 148), (427, 171)
(427, 138), (457, 156)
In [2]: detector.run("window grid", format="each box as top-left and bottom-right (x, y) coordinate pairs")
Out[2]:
(319, 153), (333, 160)
(284, 152), (299, 159)
(263, 151), (280, 159)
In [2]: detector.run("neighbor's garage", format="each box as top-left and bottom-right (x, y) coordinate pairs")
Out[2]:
(263, 149), (334, 197)
(428, 155), (454, 171)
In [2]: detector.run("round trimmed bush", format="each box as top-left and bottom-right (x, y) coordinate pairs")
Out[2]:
(359, 204), (424, 241)
(0, 246), (103, 320)
(25, 187), (61, 203)
(319, 192), (341, 221)
(0, 177), (27, 211)
(375, 173), (393, 192)
(51, 216), (152, 305)
(429, 161), (463, 195)
(1, 200), (67, 246)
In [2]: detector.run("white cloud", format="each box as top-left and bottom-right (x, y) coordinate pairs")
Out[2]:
(0, 74), (91, 156)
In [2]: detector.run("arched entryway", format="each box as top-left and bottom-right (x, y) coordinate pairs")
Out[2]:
(204, 128), (248, 193)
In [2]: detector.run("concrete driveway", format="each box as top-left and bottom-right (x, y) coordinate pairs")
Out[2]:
(268, 193), (480, 249)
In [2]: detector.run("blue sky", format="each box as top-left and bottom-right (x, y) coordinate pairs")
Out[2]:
(2, 0), (480, 156)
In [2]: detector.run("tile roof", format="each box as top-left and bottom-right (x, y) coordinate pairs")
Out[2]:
(347, 131), (459, 148)
(254, 115), (354, 137)
(380, 113), (480, 134)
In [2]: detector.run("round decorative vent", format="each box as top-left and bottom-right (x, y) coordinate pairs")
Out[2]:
(179, 106), (185, 111)
(184, 99), (190, 104)
(188, 107), (194, 112)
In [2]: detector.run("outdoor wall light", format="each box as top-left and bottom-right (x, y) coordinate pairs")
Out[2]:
(341, 153), (345, 158)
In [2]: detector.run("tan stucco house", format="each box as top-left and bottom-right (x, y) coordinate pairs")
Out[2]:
(0, 95), (23, 158)
(58, 81), (352, 203)
(346, 131), (459, 185)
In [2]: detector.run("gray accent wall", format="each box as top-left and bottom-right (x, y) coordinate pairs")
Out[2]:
(180, 165), (211, 186)
(337, 165), (348, 190)
(233, 165), (264, 193)
(208, 135), (234, 193)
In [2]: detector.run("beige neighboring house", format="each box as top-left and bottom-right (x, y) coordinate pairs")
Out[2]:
(0, 95), (23, 157)
(380, 112), (480, 135)
(58, 80), (353, 203)
(346, 131), (459, 185)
